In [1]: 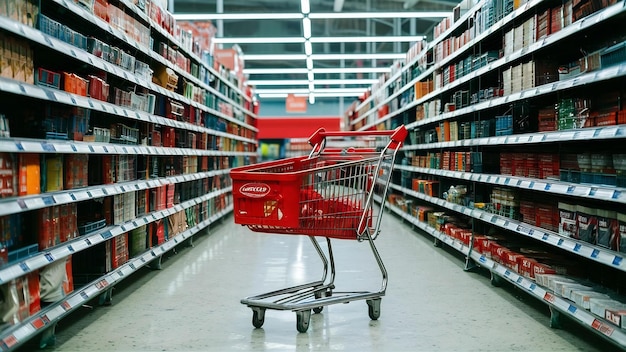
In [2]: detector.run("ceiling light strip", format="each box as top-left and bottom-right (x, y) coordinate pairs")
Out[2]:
(258, 92), (365, 98)
(172, 12), (450, 21)
(309, 36), (426, 43)
(172, 13), (304, 20)
(213, 37), (306, 44)
(309, 11), (450, 19)
(256, 88), (367, 94)
(243, 67), (391, 74)
(246, 79), (378, 86)
(243, 53), (404, 60)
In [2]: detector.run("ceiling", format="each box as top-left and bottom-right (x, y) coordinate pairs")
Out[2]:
(171, 0), (459, 103)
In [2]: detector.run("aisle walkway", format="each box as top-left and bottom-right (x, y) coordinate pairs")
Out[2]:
(49, 213), (613, 351)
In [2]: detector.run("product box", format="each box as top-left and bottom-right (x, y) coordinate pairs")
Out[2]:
(0, 152), (16, 198)
(590, 298), (626, 319)
(129, 225), (147, 257)
(576, 205), (597, 244)
(559, 202), (577, 238)
(571, 290), (610, 310)
(618, 213), (626, 253)
(597, 209), (618, 249)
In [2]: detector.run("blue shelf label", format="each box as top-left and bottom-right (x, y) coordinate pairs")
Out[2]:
(544, 184), (550, 190)
(613, 256), (623, 266)
(15, 142), (23, 151)
(558, 238), (564, 246)
(504, 270), (511, 276)
(129, 263), (136, 270)
(529, 283), (536, 291)
(574, 243), (582, 252)
(589, 188), (597, 196)
(68, 245), (74, 253)
(41, 143), (55, 152)
(529, 181), (535, 188)
(80, 292), (89, 300)
(566, 186), (575, 194)
(42, 196), (55, 205)
(614, 191), (621, 199)
(88, 145), (95, 153)
(542, 233), (549, 241)
(118, 271), (124, 277)
(568, 305), (577, 314)
(102, 146), (108, 153)
(85, 238), (92, 246)
(44, 253), (54, 262)
(71, 144), (77, 152)
(591, 249), (600, 258)
(19, 262), (29, 272)
(516, 276), (523, 284)
(101, 231), (112, 240)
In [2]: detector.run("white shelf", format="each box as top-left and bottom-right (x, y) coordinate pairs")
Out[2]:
(46, 0), (257, 125)
(403, 124), (626, 150)
(391, 184), (626, 272)
(358, 0), (626, 131)
(353, 0), (547, 126)
(0, 170), (230, 217)
(353, 0), (490, 115)
(0, 73), (256, 145)
(398, 165), (626, 203)
(0, 205), (233, 351)
(384, 201), (626, 349)
(0, 186), (232, 285)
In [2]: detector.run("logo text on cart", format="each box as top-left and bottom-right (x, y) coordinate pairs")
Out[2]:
(240, 183), (271, 198)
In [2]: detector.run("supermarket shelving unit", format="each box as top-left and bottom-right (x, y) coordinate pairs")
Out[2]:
(353, 0), (626, 349)
(0, 0), (256, 350)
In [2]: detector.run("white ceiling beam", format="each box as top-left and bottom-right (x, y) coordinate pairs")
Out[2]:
(173, 11), (450, 21)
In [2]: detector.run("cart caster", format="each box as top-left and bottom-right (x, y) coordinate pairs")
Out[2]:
(366, 299), (381, 320)
(296, 310), (311, 333)
(251, 307), (265, 328)
(313, 306), (323, 313)
(313, 291), (325, 313)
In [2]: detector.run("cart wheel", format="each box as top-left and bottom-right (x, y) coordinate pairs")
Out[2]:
(313, 291), (324, 313)
(296, 310), (311, 333)
(251, 308), (265, 328)
(366, 299), (381, 320)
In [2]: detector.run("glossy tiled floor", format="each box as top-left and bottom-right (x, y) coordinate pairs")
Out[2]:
(46, 213), (615, 352)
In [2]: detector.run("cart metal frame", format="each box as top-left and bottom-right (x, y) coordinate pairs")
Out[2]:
(231, 126), (407, 332)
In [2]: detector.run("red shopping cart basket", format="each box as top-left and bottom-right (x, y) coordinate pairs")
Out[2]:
(231, 126), (407, 240)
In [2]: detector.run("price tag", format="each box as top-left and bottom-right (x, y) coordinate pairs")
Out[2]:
(543, 292), (555, 303)
(568, 305), (577, 314)
(613, 256), (623, 266)
(591, 249), (599, 258)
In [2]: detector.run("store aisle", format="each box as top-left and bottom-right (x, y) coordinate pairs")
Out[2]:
(48, 213), (612, 352)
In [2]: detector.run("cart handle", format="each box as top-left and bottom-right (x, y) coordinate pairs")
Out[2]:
(308, 125), (408, 151)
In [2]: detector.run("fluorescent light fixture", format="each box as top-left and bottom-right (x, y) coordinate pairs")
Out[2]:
(309, 94), (315, 104)
(244, 68), (309, 74)
(243, 54), (308, 60)
(302, 17), (312, 38)
(256, 88), (367, 94)
(301, 0), (310, 14)
(313, 67), (390, 74)
(308, 82), (315, 91)
(213, 37), (305, 44)
(308, 12), (450, 19)
(246, 78), (379, 86)
(311, 53), (405, 60)
(315, 79), (378, 85)
(243, 67), (391, 74)
(258, 92), (365, 98)
(173, 13), (304, 20)
(310, 36), (425, 43)
(308, 71), (315, 81)
(304, 41), (313, 56)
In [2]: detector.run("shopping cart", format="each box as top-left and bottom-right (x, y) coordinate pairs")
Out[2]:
(230, 126), (407, 332)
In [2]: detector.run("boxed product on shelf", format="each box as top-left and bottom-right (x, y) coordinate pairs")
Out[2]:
(129, 225), (147, 257)
(64, 154), (88, 190)
(18, 153), (39, 196)
(571, 290), (610, 310)
(37, 206), (60, 249)
(63, 72), (88, 97)
(589, 298), (626, 322)
(576, 205), (598, 244)
(0, 153), (16, 198)
(109, 232), (129, 270)
(618, 213), (626, 253)
(153, 66), (178, 91)
(42, 154), (64, 192)
(597, 209), (618, 249)
(88, 75), (109, 102)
